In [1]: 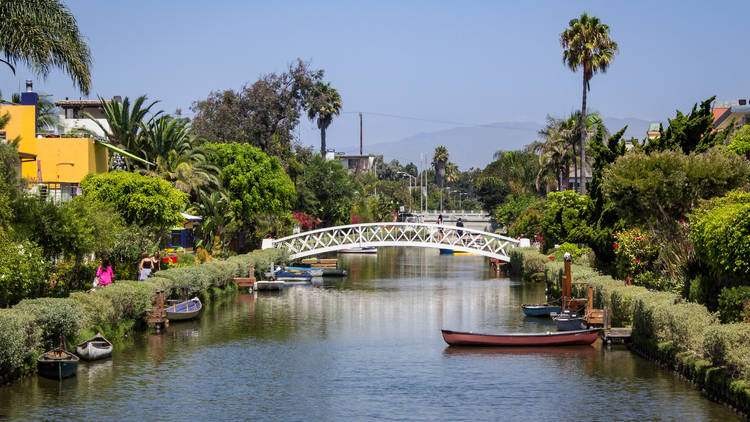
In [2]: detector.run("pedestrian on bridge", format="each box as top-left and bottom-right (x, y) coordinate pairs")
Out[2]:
(437, 214), (444, 240)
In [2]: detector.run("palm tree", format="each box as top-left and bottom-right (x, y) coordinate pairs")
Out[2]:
(306, 82), (342, 155)
(561, 13), (618, 194)
(432, 146), (449, 211)
(83, 95), (160, 170)
(0, 0), (92, 94)
(140, 115), (220, 199)
(191, 191), (234, 254)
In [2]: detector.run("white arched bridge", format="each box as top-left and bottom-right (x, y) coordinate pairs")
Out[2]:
(261, 222), (520, 261)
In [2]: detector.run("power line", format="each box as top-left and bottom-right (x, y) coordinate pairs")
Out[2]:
(341, 111), (537, 132)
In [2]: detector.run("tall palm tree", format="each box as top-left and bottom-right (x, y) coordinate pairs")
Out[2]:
(561, 13), (618, 194)
(190, 190), (234, 254)
(306, 82), (342, 155)
(0, 0), (92, 94)
(83, 95), (160, 170)
(432, 146), (449, 211)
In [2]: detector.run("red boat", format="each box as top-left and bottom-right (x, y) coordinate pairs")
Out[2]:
(441, 328), (601, 347)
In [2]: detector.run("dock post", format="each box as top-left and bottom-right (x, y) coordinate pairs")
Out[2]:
(562, 252), (572, 310)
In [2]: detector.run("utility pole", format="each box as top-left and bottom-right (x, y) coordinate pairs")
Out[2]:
(359, 112), (363, 155)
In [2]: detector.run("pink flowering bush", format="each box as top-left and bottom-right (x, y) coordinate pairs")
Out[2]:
(613, 227), (659, 282)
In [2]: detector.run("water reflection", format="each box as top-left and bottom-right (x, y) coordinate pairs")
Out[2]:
(0, 247), (738, 421)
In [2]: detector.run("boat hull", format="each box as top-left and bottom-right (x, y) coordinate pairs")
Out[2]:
(439, 249), (454, 255)
(284, 267), (324, 277)
(38, 351), (79, 380)
(441, 328), (601, 347)
(166, 298), (202, 321)
(521, 304), (562, 317)
(75, 334), (112, 361)
(321, 269), (347, 277)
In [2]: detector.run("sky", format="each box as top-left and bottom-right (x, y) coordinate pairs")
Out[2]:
(3, 0), (750, 162)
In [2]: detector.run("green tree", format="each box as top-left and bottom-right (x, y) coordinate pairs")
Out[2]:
(603, 149), (750, 235)
(206, 143), (296, 246)
(83, 95), (160, 170)
(645, 96), (729, 154)
(0, 0), (92, 94)
(306, 81), (342, 154)
(586, 124), (628, 270)
(540, 190), (592, 251)
(79, 171), (189, 235)
(475, 150), (539, 211)
(191, 59), (323, 160)
(561, 13), (618, 194)
(297, 155), (355, 226)
(727, 125), (750, 159)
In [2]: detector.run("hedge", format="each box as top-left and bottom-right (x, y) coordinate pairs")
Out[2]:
(0, 248), (283, 384)
(508, 247), (750, 414)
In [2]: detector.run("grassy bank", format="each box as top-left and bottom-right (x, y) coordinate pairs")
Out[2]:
(0, 248), (282, 385)
(511, 249), (750, 416)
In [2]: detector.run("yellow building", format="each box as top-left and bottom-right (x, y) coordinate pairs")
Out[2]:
(0, 98), (110, 201)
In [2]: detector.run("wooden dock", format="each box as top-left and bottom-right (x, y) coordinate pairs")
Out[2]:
(255, 280), (285, 291)
(602, 327), (632, 344)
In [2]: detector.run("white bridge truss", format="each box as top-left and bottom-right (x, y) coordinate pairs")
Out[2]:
(262, 222), (520, 261)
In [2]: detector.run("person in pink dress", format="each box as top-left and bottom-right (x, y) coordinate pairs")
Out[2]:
(95, 257), (114, 287)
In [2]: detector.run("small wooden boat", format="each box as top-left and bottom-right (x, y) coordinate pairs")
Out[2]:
(75, 333), (112, 361)
(441, 328), (601, 347)
(521, 303), (562, 317)
(38, 348), (79, 380)
(552, 310), (586, 331)
(165, 297), (202, 321)
(264, 269), (313, 281)
(339, 247), (377, 254)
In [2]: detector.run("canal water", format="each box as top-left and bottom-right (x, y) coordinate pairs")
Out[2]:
(0, 248), (737, 421)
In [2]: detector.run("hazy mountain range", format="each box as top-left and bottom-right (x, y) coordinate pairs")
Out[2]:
(353, 117), (653, 169)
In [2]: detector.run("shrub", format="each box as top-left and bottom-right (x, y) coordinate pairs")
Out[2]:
(704, 323), (750, 383)
(718, 286), (750, 323)
(553, 242), (585, 261)
(613, 227), (659, 281)
(691, 190), (750, 279)
(13, 298), (83, 350)
(523, 254), (548, 279)
(0, 309), (41, 378)
(0, 235), (50, 307)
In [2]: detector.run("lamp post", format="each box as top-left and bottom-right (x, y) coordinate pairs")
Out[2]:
(398, 171), (417, 212)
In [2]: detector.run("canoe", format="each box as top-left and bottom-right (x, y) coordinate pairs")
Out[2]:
(339, 247), (377, 254)
(453, 251), (480, 256)
(75, 333), (112, 361)
(521, 303), (562, 317)
(553, 311), (586, 331)
(166, 297), (202, 321)
(441, 328), (601, 347)
(264, 269), (313, 281)
(38, 348), (79, 380)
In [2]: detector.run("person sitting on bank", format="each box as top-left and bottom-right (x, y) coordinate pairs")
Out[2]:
(152, 251), (162, 273)
(138, 252), (154, 281)
(91, 257), (114, 291)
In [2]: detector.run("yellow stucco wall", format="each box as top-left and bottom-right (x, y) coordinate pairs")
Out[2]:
(33, 138), (109, 183)
(0, 105), (36, 154)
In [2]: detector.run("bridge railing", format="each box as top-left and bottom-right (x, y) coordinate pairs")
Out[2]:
(264, 222), (519, 260)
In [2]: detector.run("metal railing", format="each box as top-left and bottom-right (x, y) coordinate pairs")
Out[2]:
(263, 222), (519, 261)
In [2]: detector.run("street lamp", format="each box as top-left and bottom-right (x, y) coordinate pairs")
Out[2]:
(397, 171), (417, 212)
